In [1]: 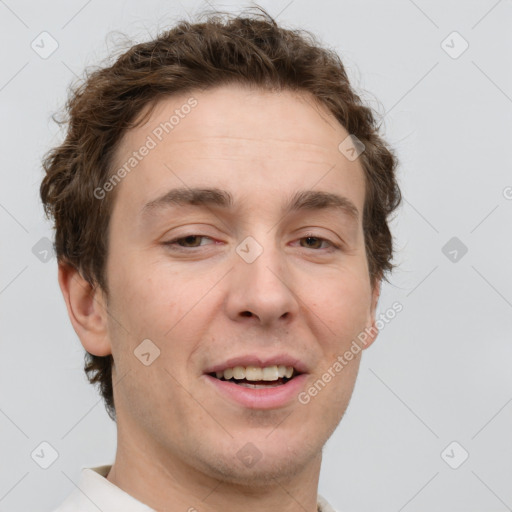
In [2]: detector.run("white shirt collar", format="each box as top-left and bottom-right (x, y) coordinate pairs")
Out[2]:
(53, 465), (339, 512)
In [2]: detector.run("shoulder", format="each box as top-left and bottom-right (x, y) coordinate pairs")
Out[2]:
(317, 493), (342, 512)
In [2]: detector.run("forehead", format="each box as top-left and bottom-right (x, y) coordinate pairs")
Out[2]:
(123, 85), (347, 154)
(110, 84), (365, 221)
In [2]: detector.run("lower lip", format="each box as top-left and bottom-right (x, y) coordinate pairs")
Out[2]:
(203, 374), (309, 410)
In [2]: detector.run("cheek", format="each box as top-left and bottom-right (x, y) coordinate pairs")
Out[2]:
(307, 272), (371, 339)
(107, 254), (216, 367)
(108, 254), (178, 325)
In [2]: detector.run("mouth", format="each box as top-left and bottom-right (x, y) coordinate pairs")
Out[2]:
(207, 365), (302, 389)
(203, 361), (309, 409)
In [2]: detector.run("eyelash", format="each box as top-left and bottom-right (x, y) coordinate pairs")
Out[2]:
(163, 234), (341, 252)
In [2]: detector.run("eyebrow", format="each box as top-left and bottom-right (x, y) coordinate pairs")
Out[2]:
(141, 187), (360, 223)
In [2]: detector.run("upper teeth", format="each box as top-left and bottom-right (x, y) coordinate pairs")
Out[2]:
(215, 365), (294, 381)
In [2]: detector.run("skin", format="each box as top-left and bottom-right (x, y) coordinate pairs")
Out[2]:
(59, 84), (381, 512)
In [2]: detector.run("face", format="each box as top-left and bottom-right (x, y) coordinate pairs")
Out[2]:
(100, 84), (380, 485)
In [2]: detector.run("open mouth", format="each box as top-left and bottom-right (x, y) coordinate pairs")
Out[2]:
(208, 366), (301, 389)
(204, 363), (309, 408)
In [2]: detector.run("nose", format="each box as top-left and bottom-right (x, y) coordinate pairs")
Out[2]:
(224, 237), (299, 327)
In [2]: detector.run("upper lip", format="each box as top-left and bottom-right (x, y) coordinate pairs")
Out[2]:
(204, 354), (309, 375)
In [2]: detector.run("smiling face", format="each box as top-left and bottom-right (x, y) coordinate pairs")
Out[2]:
(99, 84), (380, 486)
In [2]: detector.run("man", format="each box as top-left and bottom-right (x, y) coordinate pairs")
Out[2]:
(41, 6), (401, 512)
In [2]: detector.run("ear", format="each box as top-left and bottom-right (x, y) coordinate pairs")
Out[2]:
(361, 276), (382, 350)
(58, 262), (112, 356)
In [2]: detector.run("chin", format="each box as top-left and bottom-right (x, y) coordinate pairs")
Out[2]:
(203, 453), (311, 487)
(190, 437), (322, 488)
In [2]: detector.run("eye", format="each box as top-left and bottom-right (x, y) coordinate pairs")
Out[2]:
(163, 235), (214, 250)
(162, 234), (341, 252)
(296, 236), (339, 251)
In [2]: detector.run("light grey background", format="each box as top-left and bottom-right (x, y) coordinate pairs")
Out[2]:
(1, 0), (511, 511)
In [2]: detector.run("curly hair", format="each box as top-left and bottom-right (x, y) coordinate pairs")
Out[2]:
(40, 6), (402, 422)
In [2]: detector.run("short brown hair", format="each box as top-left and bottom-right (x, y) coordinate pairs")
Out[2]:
(40, 7), (402, 421)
